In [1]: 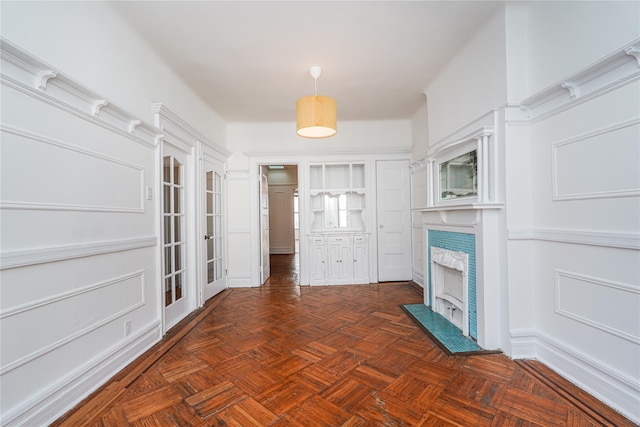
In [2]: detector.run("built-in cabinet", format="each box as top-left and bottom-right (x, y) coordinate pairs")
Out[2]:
(309, 233), (369, 285)
(308, 162), (369, 285)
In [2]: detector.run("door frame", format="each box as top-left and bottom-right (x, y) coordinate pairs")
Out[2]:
(260, 167), (270, 284)
(152, 103), (230, 333)
(159, 139), (196, 332)
(249, 156), (304, 286)
(376, 159), (413, 281)
(199, 146), (228, 303)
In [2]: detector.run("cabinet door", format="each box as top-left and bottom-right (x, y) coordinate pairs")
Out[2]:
(310, 242), (326, 284)
(339, 241), (353, 279)
(327, 236), (353, 283)
(327, 241), (342, 282)
(353, 235), (368, 284)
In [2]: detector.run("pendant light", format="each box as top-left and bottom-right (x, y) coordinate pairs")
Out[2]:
(296, 66), (337, 138)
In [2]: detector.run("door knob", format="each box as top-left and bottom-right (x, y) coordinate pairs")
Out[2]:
(379, 224), (384, 228)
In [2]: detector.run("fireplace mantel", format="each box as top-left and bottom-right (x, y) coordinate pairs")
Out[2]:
(413, 203), (503, 212)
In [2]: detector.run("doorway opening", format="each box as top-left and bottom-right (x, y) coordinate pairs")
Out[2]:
(260, 164), (300, 288)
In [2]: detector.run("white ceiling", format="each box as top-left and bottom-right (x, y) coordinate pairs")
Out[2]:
(110, 1), (503, 123)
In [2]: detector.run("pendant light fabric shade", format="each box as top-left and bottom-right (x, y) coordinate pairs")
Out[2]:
(296, 95), (337, 138)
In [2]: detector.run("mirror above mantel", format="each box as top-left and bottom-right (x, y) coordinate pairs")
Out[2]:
(411, 113), (502, 212)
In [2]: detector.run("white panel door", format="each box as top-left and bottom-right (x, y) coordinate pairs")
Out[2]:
(203, 156), (226, 301)
(268, 185), (295, 254)
(163, 144), (190, 329)
(376, 160), (412, 281)
(260, 168), (270, 284)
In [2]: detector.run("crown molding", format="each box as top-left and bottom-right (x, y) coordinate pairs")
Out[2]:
(518, 39), (640, 123)
(151, 103), (230, 159)
(1, 37), (161, 147)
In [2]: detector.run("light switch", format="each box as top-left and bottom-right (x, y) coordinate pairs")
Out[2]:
(145, 186), (153, 200)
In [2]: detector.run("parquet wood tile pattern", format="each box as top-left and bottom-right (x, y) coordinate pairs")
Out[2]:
(54, 254), (635, 426)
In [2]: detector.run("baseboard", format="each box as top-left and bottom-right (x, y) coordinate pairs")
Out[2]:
(509, 328), (539, 358)
(227, 276), (256, 288)
(409, 280), (424, 296)
(510, 329), (640, 424)
(3, 322), (161, 427)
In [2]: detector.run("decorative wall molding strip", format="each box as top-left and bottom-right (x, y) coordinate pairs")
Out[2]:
(516, 39), (640, 124)
(551, 118), (640, 201)
(555, 270), (640, 344)
(0, 270), (145, 319)
(0, 271), (146, 375)
(3, 322), (161, 427)
(1, 124), (146, 213)
(508, 228), (640, 250)
(0, 236), (157, 270)
(0, 37), (161, 148)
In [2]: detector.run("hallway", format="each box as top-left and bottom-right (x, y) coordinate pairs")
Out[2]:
(52, 256), (634, 426)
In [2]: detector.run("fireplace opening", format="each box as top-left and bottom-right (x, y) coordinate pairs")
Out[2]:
(430, 246), (469, 336)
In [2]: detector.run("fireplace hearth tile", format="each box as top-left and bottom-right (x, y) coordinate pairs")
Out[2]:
(402, 304), (499, 356)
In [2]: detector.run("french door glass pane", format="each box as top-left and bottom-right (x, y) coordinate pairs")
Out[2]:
(164, 277), (171, 307)
(175, 272), (183, 298)
(174, 216), (181, 242)
(207, 239), (213, 259)
(174, 188), (181, 212)
(163, 155), (185, 306)
(207, 261), (214, 283)
(173, 158), (181, 185)
(164, 217), (171, 244)
(215, 259), (222, 280)
(174, 243), (182, 271)
(164, 247), (171, 275)
(207, 216), (213, 235)
(213, 237), (222, 258)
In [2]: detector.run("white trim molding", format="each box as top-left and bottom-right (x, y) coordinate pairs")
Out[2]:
(151, 103), (230, 160)
(555, 269), (640, 344)
(0, 237), (157, 270)
(508, 228), (640, 250)
(0, 271), (147, 375)
(551, 118), (640, 201)
(515, 39), (640, 124)
(0, 37), (161, 148)
(510, 330), (640, 424)
(2, 322), (161, 427)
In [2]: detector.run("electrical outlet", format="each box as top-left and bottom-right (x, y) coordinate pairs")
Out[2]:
(124, 320), (131, 337)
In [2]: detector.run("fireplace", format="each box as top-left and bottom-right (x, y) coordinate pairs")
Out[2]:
(426, 229), (477, 340)
(431, 246), (469, 335)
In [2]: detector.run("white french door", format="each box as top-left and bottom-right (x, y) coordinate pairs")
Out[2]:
(163, 144), (190, 330)
(203, 157), (226, 300)
(376, 160), (412, 281)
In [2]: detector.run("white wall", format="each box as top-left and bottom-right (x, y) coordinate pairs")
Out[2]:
(505, 1), (640, 422)
(410, 1), (640, 421)
(526, 1), (640, 97)
(0, 1), (227, 146)
(0, 2), (227, 425)
(424, 6), (507, 145)
(225, 120), (412, 287)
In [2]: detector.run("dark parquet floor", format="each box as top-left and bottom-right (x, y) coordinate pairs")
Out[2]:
(53, 253), (636, 426)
